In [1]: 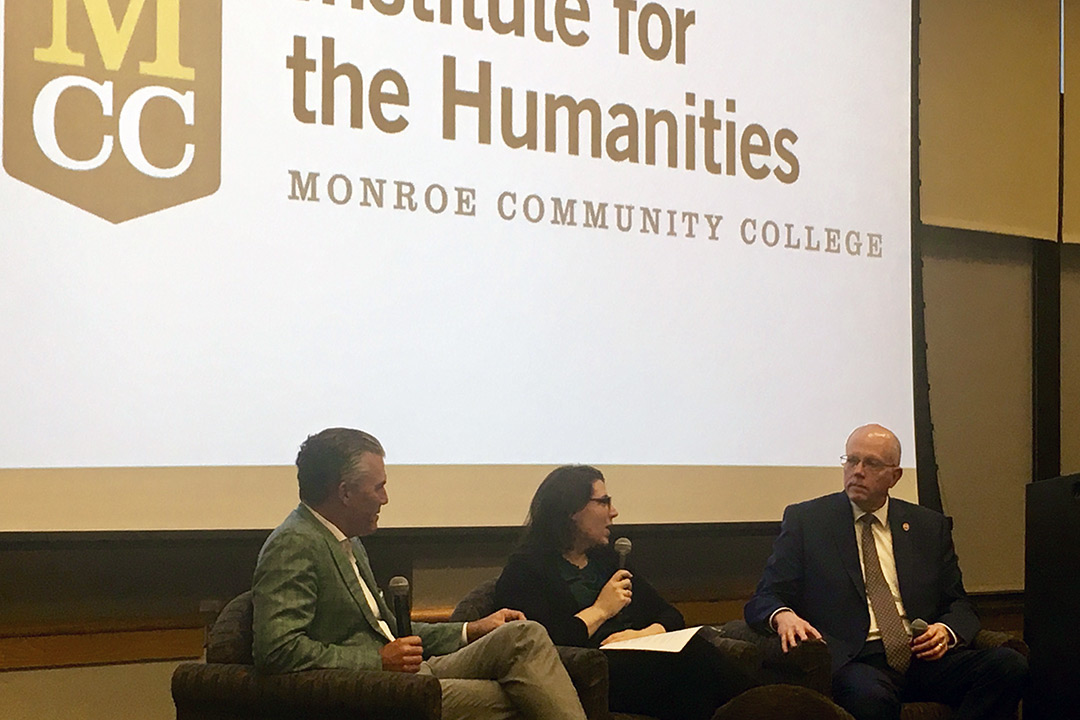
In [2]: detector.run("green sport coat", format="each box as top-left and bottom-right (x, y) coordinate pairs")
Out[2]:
(252, 503), (465, 672)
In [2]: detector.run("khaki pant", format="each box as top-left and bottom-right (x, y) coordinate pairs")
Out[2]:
(421, 620), (587, 720)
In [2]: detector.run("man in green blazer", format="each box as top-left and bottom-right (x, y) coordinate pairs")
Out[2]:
(253, 427), (587, 720)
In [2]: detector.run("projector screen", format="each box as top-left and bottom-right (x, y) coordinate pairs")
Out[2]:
(0, 0), (916, 530)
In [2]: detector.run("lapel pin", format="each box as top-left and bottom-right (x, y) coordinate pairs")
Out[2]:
(902, 522), (910, 532)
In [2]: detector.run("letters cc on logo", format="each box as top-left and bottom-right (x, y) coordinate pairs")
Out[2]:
(3, 0), (221, 223)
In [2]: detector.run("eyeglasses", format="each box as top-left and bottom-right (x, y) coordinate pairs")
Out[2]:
(841, 455), (897, 471)
(588, 496), (613, 507)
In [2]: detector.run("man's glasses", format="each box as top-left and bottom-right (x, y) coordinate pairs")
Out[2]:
(841, 455), (897, 471)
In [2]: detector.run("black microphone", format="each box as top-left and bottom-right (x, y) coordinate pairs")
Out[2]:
(911, 618), (929, 638)
(614, 537), (632, 570)
(388, 576), (412, 637)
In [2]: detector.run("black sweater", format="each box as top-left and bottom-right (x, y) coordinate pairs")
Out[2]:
(494, 545), (684, 648)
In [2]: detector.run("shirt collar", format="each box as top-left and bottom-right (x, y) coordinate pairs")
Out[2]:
(851, 495), (890, 526)
(303, 502), (348, 543)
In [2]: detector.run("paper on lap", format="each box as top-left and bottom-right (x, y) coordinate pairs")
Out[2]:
(600, 626), (703, 653)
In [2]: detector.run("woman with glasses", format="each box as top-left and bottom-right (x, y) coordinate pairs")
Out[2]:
(494, 464), (752, 720)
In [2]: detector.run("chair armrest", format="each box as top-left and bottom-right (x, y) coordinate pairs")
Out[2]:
(971, 629), (1029, 658)
(697, 625), (762, 676)
(171, 662), (442, 720)
(556, 646), (610, 720)
(718, 620), (832, 697)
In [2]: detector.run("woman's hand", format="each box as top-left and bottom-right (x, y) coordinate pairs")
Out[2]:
(599, 623), (666, 646)
(594, 569), (633, 619)
(574, 569), (635, 637)
(574, 569), (633, 637)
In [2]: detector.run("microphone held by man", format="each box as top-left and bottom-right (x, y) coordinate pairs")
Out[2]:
(389, 575), (412, 637)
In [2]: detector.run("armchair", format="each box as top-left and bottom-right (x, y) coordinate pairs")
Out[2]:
(452, 579), (762, 720)
(172, 591), (441, 720)
(718, 620), (1028, 720)
(717, 619), (832, 697)
(172, 589), (623, 720)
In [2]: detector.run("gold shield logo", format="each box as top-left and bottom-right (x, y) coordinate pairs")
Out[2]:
(3, 0), (221, 223)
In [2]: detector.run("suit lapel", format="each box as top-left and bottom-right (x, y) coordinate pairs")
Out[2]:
(830, 492), (865, 597)
(328, 535), (378, 622)
(296, 505), (389, 637)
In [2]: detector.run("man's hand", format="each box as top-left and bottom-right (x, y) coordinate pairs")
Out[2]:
(911, 622), (952, 662)
(595, 570), (633, 619)
(466, 608), (526, 643)
(599, 623), (666, 646)
(773, 609), (823, 653)
(380, 636), (424, 673)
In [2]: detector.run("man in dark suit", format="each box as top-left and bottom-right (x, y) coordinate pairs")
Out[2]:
(253, 427), (587, 720)
(745, 424), (1027, 720)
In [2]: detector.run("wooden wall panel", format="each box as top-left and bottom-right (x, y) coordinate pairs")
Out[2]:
(0, 626), (203, 671)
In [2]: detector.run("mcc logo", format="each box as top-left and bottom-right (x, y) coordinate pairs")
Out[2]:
(3, 0), (221, 223)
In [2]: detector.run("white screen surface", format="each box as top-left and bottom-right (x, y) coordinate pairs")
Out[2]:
(0, 0), (915, 529)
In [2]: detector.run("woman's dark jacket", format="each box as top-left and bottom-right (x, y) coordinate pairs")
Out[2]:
(494, 544), (684, 648)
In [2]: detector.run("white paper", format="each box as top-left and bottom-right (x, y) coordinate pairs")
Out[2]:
(600, 625), (703, 653)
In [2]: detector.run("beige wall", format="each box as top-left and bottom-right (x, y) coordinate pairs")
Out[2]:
(2, 662), (180, 720)
(1064, 0), (1080, 244)
(920, 0), (1059, 240)
(921, 228), (1032, 592)
(918, 0), (1080, 592)
(1063, 245), (1080, 474)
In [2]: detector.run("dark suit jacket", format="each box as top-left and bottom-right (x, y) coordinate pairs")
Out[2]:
(494, 545), (684, 648)
(744, 492), (980, 673)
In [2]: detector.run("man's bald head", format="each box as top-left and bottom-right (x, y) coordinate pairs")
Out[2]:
(846, 424), (901, 465)
(843, 424), (903, 512)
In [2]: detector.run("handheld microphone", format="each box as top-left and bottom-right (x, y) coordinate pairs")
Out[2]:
(911, 618), (929, 638)
(388, 576), (412, 637)
(614, 537), (632, 570)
